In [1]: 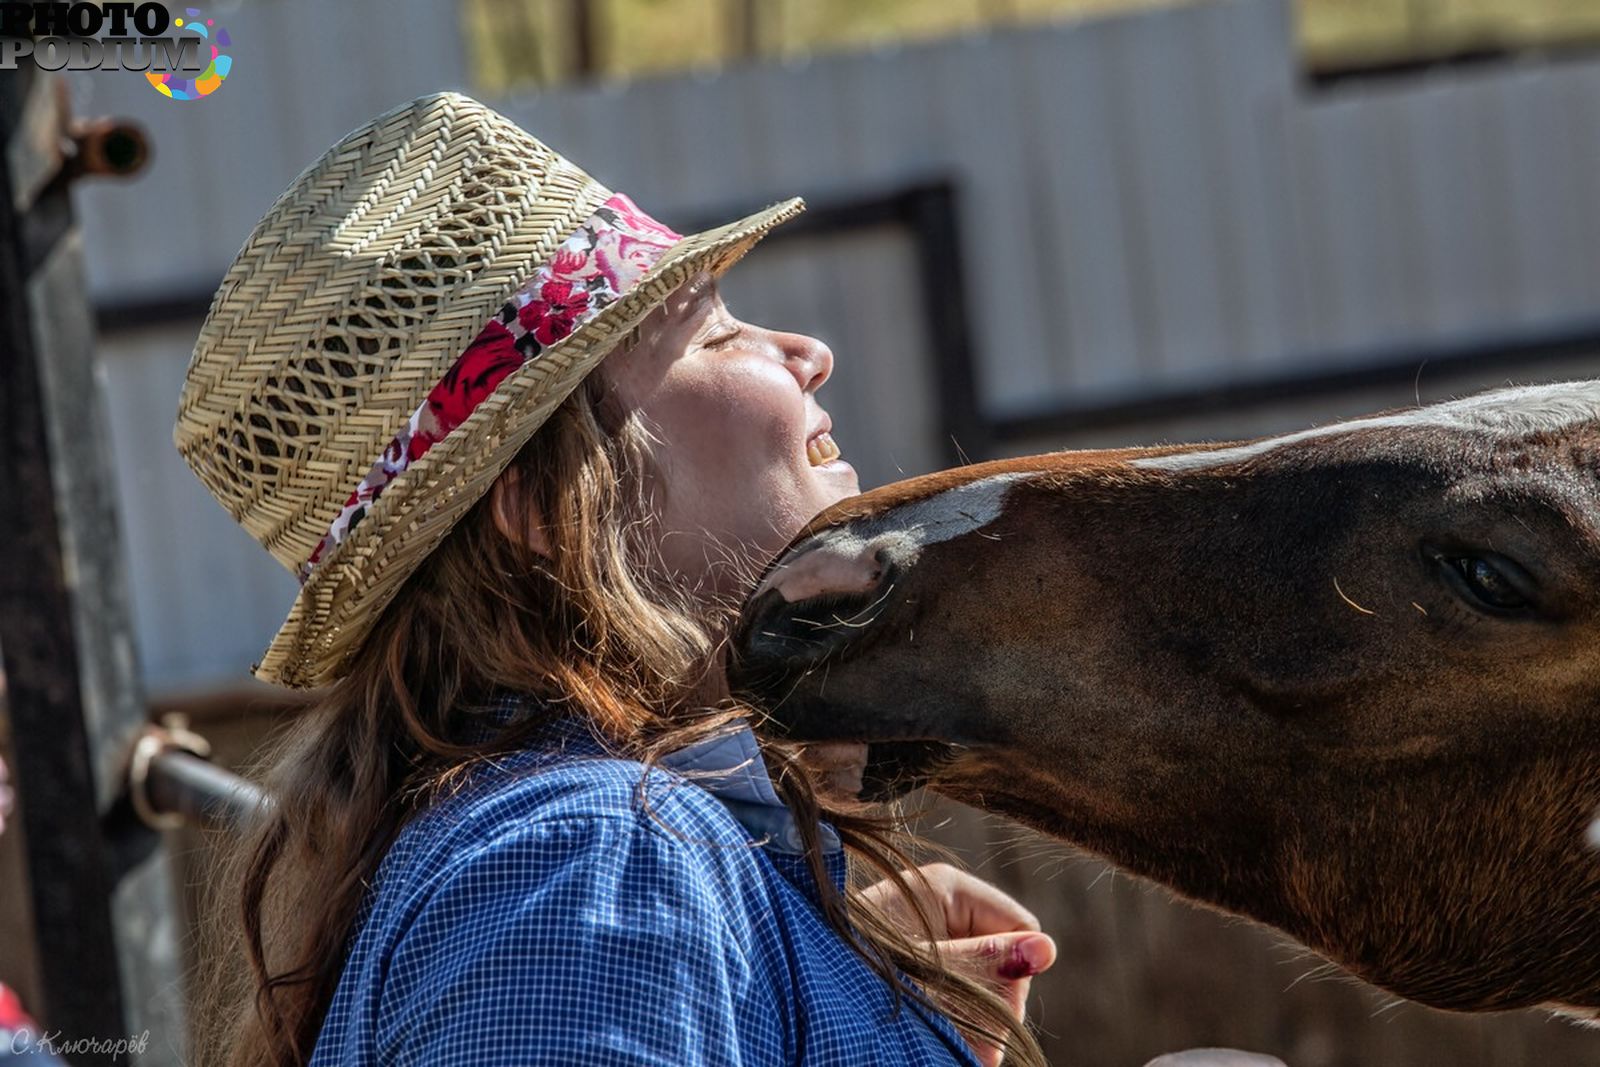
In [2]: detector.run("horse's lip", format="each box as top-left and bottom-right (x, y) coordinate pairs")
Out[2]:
(801, 741), (868, 798)
(860, 739), (964, 801)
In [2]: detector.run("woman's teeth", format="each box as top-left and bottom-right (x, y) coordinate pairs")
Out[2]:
(807, 431), (841, 467)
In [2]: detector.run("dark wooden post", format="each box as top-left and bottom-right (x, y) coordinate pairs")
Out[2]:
(0, 69), (184, 1066)
(569, 0), (597, 78)
(904, 183), (992, 466)
(726, 0), (762, 62)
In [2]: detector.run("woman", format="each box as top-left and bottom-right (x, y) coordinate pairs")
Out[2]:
(177, 93), (1054, 1066)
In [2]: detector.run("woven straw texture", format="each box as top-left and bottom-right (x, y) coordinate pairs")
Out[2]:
(173, 91), (803, 689)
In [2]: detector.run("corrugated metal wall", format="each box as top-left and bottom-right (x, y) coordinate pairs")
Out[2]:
(73, 0), (1600, 1061)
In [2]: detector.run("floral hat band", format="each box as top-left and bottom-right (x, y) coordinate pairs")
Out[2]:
(298, 192), (684, 585)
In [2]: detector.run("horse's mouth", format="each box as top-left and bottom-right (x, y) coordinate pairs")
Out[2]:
(794, 739), (962, 803)
(797, 742), (870, 798)
(790, 735), (964, 802)
(861, 740), (964, 801)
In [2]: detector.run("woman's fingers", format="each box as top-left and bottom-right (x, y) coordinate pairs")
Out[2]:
(856, 866), (1053, 1066)
(936, 932), (1056, 1067)
(940, 931), (1057, 985)
(857, 863), (1041, 941)
(927, 864), (1042, 939)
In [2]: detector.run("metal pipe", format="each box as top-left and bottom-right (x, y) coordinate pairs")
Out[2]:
(66, 117), (150, 180)
(144, 749), (273, 830)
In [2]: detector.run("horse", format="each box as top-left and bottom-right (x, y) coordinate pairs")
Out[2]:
(728, 380), (1600, 1020)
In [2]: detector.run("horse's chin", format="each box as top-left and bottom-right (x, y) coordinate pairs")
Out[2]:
(860, 740), (964, 802)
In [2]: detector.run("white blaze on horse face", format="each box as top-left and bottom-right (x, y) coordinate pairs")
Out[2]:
(1131, 381), (1600, 473)
(757, 471), (1034, 603)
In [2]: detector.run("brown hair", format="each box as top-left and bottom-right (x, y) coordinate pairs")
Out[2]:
(196, 369), (1046, 1067)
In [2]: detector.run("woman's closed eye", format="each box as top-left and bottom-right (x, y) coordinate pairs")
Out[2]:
(701, 324), (743, 349)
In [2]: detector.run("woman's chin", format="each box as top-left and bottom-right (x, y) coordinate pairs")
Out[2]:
(811, 458), (860, 497)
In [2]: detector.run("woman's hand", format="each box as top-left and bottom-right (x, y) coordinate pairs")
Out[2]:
(858, 862), (1056, 1067)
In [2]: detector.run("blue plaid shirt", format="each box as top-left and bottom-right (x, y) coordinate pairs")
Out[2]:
(309, 693), (980, 1066)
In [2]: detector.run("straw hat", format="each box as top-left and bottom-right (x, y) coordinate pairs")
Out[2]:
(173, 91), (803, 689)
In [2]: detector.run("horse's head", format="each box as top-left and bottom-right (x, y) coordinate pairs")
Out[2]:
(730, 380), (1600, 1015)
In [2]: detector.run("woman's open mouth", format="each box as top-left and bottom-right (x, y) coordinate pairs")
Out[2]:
(807, 431), (842, 467)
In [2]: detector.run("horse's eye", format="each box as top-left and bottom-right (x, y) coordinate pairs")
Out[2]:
(1445, 555), (1531, 612)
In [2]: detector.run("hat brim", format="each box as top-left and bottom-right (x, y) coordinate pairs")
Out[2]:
(253, 195), (805, 689)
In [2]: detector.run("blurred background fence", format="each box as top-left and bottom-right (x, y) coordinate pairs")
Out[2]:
(7, 0), (1600, 1062)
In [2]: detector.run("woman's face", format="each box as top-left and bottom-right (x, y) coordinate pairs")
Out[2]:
(601, 271), (860, 597)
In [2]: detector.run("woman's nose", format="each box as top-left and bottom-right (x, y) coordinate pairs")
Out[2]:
(774, 329), (834, 394)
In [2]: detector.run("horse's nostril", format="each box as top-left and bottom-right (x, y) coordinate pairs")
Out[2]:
(730, 588), (815, 698)
(866, 545), (890, 585)
(739, 587), (791, 645)
(731, 586), (814, 671)
(733, 560), (897, 683)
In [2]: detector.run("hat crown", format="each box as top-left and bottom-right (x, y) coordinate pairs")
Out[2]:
(173, 91), (610, 572)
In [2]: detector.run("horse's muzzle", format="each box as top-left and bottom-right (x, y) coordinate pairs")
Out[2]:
(728, 532), (905, 733)
(729, 530), (965, 799)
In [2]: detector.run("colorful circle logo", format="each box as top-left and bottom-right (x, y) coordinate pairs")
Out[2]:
(146, 8), (232, 101)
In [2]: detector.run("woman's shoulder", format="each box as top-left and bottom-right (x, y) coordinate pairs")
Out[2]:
(377, 740), (765, 899)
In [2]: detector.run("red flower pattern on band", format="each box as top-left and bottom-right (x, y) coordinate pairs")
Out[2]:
(426, 320), (525, 435)
(519, 280), (590, 346)
(297, 193), (683, 584)
(549, 247), (587, 276)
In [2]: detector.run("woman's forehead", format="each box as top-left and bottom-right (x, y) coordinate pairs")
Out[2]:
(622, 272), (723, 361)
(648, 272), (724, 333)
(674, 271), (719, 315)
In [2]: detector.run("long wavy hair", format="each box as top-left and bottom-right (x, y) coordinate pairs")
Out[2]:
(195, 363), (1047, 1067)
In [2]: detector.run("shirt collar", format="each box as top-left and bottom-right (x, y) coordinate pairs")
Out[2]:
(657, 722), (842, 856)
(475, 690), (841, 857)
